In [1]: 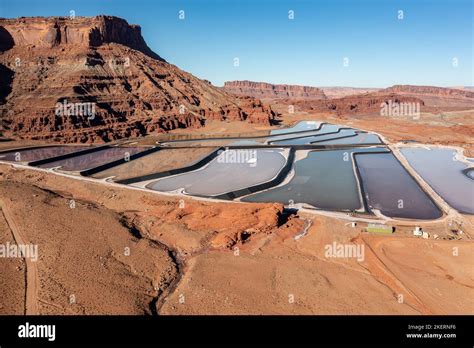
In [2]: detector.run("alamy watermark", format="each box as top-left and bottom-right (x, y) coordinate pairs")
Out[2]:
(380, 100), (420, 119)
(324, 242), (364, 262)
(55, 99), (96, 120)
(217, 149), (258, 167)
(0, 242), (38, 262)
(18, 322), (55, 341)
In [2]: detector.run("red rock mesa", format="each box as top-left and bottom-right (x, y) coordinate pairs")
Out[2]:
(0, 16), (275, 143)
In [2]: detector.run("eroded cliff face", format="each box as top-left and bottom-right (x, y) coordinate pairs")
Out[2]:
(0, 16), (164, 61)
(223, 80), (327, 100)
(0, 16), (275, 143)
(380, 85), (474, 109)
(384, 85), (474, 99)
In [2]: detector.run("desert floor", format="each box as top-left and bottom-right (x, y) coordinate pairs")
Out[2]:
(0, 160), (472, 315)
(0, 111), (473, 315)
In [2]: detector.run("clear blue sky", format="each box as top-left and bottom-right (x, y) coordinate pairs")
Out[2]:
(1, 0), (472, 87)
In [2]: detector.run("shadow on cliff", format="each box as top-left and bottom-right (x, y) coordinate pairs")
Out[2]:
(0, 26), (15, 105)
(270, 117), (282, 126)
(0, 26), (14, 51)
(0, 64), (14, 104)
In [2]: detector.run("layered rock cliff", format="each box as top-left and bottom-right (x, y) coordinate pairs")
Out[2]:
(383, 85), (474, 99)
(223, 80), (327, 100)
(380, 85), (474, 108)
(0, 16), (275, 143)
(0, 15), (162, 60)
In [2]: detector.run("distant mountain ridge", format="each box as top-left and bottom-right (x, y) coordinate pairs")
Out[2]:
(382, 85), (474, 99)
(223, 80), (327, 100)
(223, 80), (474, 110)
(378, 85), (474, 108)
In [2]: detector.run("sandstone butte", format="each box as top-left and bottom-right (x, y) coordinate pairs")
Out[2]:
(0, 16), (276, 143)
(223, 80), (328, 100)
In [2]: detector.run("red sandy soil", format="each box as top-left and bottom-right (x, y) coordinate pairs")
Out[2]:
(0, 208), (25, 314)
(0, 164), (301, 314)
(159, 213), (473, 315)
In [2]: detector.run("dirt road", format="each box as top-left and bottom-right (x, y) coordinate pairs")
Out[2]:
(0, 199), (39, 315)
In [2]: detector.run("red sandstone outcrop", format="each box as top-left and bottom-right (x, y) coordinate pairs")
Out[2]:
(223, 80), (327, 100)
(0, 16), (162, 60)
(0, 16), (275, 143)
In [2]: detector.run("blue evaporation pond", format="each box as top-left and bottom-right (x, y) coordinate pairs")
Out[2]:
(147, 149), (287, 196)
(242, 147), (388, 211)
(0, 146), (89, 163)
(38, 147), (146, 171)
(268, 124), (341, 144)
(314, 132), (382, 145)
(270, 121), (321, 135)
(400, 148), (474, 214)
(355, 152), (442, 219)
(270, 127), (354, 145)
